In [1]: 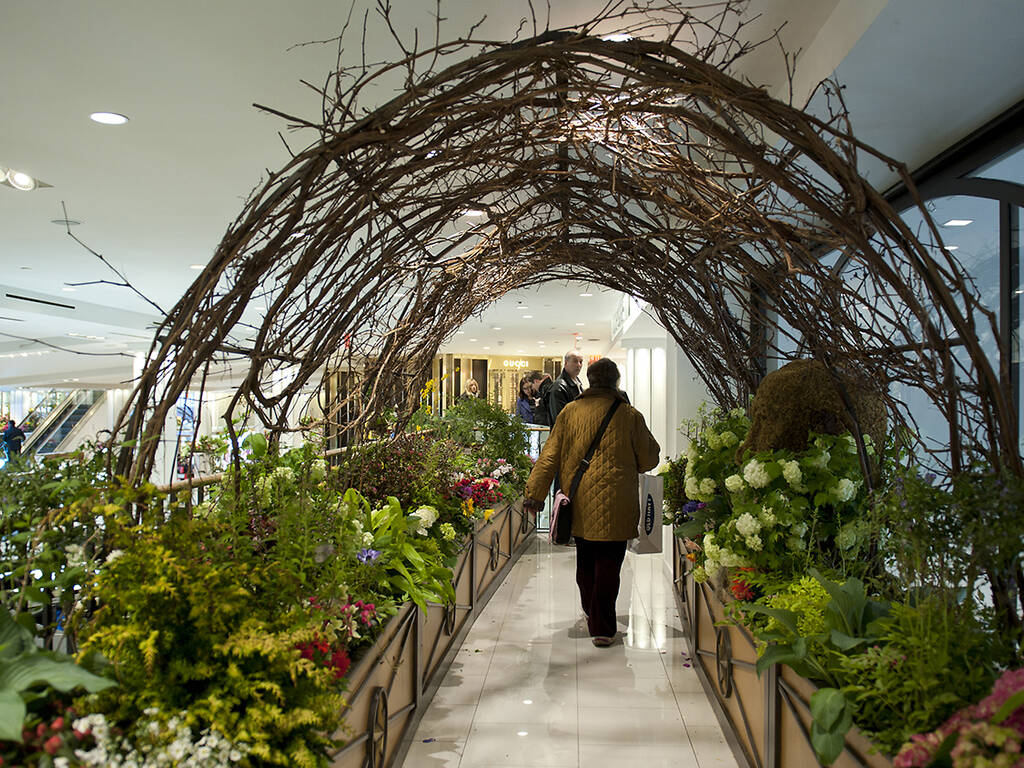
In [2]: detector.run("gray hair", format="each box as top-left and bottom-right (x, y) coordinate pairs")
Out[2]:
(586, 357), (619, 388)
(563, 349), (583, 364)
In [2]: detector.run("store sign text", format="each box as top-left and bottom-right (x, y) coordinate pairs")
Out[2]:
(503, 359), (529, 368)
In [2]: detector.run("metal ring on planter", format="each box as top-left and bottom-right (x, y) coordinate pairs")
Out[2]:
(367, 686), (388, 768)
(489, 531), (500, 570)
(443, 603), (456, 636)
(520, 508), (530, 534)
(714, 626), (733, 698)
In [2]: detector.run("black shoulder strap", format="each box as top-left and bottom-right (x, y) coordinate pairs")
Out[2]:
(567, 399), (622, 498)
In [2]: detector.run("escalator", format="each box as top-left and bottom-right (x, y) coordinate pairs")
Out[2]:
(21, 390), (105, 456)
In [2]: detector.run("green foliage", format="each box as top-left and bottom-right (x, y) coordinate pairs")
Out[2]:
(0, 609), (114, 743)
(437, 397), (530, 470)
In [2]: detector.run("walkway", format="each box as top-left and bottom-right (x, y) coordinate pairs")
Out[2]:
(402, 537), (740, 767)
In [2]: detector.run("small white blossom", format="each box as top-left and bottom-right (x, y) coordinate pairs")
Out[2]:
(758, 507), (777, 528)
(65, 543), (87, 568)
(704, 429), (722, 451)
(745, 534), (763, 551)
(724, 474), (745, 493)
(743, 459), (771, 488)
(730, 407), (746, 418)
(684, 476), (700, 499)
(699, 477), (717, 497)
(105, 549), (125, 564)
(719, 430), (739, 447)
(833, 477), (857, 503)
(735, 512), (761, 537)
(807, 450), (830, 469)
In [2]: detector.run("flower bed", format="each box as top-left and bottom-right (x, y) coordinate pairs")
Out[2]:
(663, 404), (1023, 767)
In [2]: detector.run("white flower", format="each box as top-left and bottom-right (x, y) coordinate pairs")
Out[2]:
(719, 430), (739, 447)
(362, 531), (374, 546)
(685, 476), (700, 499)
(310, 459), (327, 482)
(692, 565), (709, 583)
(730, 407), (746, 418)
(743, 459), (771, 488)
(704, 560), (721, 580)
(699, 478), (716, 497)
(807, 450), (830, 469)
(745, 534), (762, 551)
(724, 474), (745, 493)
(758, 506), (777, 528)
(686, 443), (698, 464)
(735, 512), (761, 537)
(704, 429), (722, 450)
(65, 543), (87, 568)
(105, 549), (124, 564)
(409, 505), (439, 535)
(719, 548), (747, 568)
(792, 522), (808, 538)
(781, 460), (802, 488)
(833, 477), (857, 503)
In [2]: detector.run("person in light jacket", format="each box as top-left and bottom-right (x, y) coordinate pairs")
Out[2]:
(523, 357), (660, 646)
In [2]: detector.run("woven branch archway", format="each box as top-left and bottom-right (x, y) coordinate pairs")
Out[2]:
(113, 2), (1018, 482)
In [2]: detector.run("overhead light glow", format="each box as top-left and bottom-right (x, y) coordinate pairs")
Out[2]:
(492, 326), (502, 330)
(483, 346), (491, 350)
(576, 322), (585, 326)
(89, 112), (129, 125)
(469, 338), (477, 342)
(579, 292), (593, 297)
(61, 287), (76, 292)
(463, 209), (486, 217)
(942, 219), (973, 227)
(189, 264), (204, 270)
(602, 33), (633, 42)
(456, 330), (466, 334)
(6, 169), (36, 191)
(943, 245), (959, 251)
(522, 315), (533, 319)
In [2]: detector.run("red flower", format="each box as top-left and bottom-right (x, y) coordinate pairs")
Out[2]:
(43, 735), (63, 755)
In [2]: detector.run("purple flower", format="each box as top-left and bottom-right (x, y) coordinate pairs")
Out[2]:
(357, 548), (381, 564)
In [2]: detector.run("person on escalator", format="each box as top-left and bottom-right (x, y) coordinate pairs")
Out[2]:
(2, 420), (26, 457)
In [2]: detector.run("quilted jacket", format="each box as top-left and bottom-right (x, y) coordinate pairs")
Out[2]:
(525, 387), (661, 541)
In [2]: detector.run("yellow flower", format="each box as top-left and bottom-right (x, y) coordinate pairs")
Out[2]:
(461, 499), (475, 516)
(483, 508), (495, 521)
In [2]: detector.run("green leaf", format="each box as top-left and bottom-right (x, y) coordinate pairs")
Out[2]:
(401, 542), (426, 571)
(0, 612), (35, 660)
(755, 638), (807, 675)
(810, 721), (847, 766)
(829, 630), (869, 652)
(242, 433), (267, 457)
(810, 687), (847, 731)
(992, 689), (1024, 725)
(0, 652), (116, 695)
(0, 688), (26, 742)
(741, 604), (801, 636)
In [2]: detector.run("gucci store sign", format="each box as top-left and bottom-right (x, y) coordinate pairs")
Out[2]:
(502, 359), (529, 368)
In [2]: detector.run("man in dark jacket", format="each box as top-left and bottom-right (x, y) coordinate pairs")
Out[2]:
(527, 370), (554, 426)
(2, 420), (26, 457)
(548, 350), (584, 424)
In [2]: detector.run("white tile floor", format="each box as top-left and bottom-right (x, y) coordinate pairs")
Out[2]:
(403, 538), (740, 768)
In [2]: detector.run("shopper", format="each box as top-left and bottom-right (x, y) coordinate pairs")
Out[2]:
(523, 358), (660, 646)
(548, 350), (584, 424)
(516, 377), (535, 422)
(527, 370), (553, 426)
(461, 378), (480, 399)
(2, 419), (26, 457)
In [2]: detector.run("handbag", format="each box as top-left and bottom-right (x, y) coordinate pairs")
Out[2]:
(629, 473), (664, 554)
(549, 399), (622, 546)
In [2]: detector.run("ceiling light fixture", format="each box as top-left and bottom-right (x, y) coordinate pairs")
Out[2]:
(601, 33), (633, 42)
(189, 264), (204, 270)
(579, 292), (593, 297)
(522, 315), (533, 319)
(469, 338), (477, 342)
(483, 346), (491, 350)
(456, 330), (465, 334)
(61, 287), (76, 292)
(463, 209), (486, 217)
(944, 245), (959, 251)
(576, 322), (585, 326)
(89, 112), (129, 125)
(6, 169), (36, 191)
(492, 326), (502, 330)
(943, 219), (973, 227)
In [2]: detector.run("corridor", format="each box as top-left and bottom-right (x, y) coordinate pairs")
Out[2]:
(402, 538), (740, 767)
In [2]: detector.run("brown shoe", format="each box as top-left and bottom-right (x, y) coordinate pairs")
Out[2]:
(592, 636), (615, 647)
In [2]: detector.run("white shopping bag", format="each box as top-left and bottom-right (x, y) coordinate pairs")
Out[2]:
(630, 473), (663, 554)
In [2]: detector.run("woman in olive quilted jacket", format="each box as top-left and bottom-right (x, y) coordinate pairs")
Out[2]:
(524, 358), (661, 646)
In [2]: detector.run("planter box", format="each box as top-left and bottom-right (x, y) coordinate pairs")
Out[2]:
(329, 499), (535, 768)
(671, 538), (892, 768)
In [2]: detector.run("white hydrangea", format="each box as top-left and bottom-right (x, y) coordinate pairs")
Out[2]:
(105, 549), (124, 564)
(310, 459), (327, 482)
(735, 512), (761, 537)
(704, 429), (722, 451)
(699, 478), (717, 497)
(730, 407), (746, 418)
(362, 531), (374, 546)
(743, 459), (771, 488)
(719, 549), (748, 568)
(685, 476), (700, 499)
(792, 522), (808, 538)
(781, 460), (803, 489)
(758, 506), (777, 528)
(719, 430), (739, 447)
(704, 560), (722, 580)
(409, 505), (439, 534)
(724, 474), (745, 493)
(745, 534), (763, 551)
(807, 450), (830, 469)
(65, 543), (86, 568)
(833, 478), (857, 503)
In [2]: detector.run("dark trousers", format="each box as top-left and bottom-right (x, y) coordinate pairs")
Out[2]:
(574, 537), (627, 638)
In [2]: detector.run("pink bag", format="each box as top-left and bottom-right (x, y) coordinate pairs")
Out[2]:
(549, 489), (573, 545)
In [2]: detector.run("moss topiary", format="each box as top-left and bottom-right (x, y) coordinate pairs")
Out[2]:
(738, 359), (885, 459)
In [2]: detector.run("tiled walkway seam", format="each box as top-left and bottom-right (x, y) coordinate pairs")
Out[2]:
(402, 538), (740, 768)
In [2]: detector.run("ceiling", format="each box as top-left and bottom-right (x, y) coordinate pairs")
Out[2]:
(2, 0), (1021, 389)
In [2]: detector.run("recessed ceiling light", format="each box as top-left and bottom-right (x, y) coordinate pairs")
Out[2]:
(576, 322), (585, 326)
(189, 264), (204, 270)
(492, 326), (502, 330)
(61, 287), (76, 292)
(517, 731), (529, 737)
(483, 346), (491, 350)
(6, 169), (36, 191)
(602, 33), (633, 42)
(469, 338), (477, 342)
(90, 112), (129, 125)
(463, 209), (486, 217)
(943, 219), (973, 227)
(522, 699), (533, 705)
(579, 292), (593, 297)
(943, 245), (959, 251)
(517, 349), (525, 353)
(522, 315), (533, 319)
(456, 330), (465, 334)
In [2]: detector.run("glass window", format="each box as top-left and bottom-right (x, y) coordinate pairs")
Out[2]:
(1015, 206), (1023, 455)
(969, 143), (1024, 184)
